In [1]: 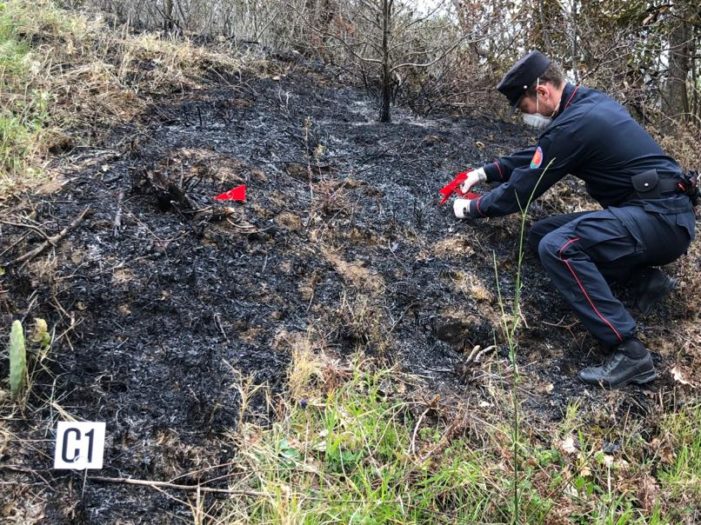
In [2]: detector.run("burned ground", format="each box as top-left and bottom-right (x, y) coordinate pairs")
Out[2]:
(1, 56), (698, 523)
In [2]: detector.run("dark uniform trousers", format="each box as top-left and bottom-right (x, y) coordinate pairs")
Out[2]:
(526, 198), (693, 347)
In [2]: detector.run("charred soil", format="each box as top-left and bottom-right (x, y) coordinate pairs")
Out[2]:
(1, 54), (698, 523)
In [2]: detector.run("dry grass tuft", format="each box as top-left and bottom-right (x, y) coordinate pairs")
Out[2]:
(338, 292), (393, 354)
(273, 329), (348, 403)
(432, 236), (476, 258)
(447, 269), (494, 302)
(286, 331), (328, 402)
(324, 250), (385, 295)
(651, 120), (700, 173)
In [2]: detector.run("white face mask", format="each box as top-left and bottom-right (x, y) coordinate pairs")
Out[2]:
(522, 112), (552, 129)
(521, 78), (556, 129)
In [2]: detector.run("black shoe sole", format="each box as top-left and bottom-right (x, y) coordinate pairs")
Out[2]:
(629, 369), (658, 385)
(580, 368), (658, 388)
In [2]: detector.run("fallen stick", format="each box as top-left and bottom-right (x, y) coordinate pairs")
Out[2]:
(9, 207), (91, 266)
(88, 474), (368, 503)
(0, 465), (366, 505)
(88, 475), (266, 496)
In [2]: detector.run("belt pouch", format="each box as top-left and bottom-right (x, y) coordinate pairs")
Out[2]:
(631, 169), (661, 199)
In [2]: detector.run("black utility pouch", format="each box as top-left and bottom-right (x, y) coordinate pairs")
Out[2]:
(631, 169), (661, 199)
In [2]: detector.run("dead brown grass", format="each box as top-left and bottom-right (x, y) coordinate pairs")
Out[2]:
(650, 119), (701, 175)
(323, 250), (385, 295)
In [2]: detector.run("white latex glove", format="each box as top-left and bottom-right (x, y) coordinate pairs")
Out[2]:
(459, 167), (487, 194)
(453, 198), (472, 219)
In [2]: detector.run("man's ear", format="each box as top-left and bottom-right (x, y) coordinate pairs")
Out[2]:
(536, 83), (549, 99)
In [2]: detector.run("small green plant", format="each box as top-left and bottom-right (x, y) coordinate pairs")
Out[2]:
(8, 319), (27, 399)
(491, 159), (555, 523)
(30, 317), (50, 350)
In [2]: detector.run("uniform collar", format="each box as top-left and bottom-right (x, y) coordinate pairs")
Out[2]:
(557, 83), (578, 115)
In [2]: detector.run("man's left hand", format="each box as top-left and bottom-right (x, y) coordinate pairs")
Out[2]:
(453, 198), (474, 218)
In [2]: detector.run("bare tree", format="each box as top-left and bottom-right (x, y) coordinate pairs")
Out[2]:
(378, 0), (392, 121)
(312, 0), (475, 122)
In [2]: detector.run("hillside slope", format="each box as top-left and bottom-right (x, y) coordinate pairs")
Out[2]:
(1, 6), (700, 523)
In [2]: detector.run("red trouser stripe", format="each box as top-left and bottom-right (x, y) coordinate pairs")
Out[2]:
(558, 237), (624, 343)
(494, 160), (504, 180)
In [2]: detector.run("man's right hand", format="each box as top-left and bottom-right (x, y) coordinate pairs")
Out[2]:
(453, 198), (473, 218)
(458, 167), (487, 194)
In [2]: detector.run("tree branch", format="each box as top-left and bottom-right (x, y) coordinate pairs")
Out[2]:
(390, 33), (482, 72)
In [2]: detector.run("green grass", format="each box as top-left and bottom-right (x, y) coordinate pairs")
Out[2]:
(225, 360), (510, 524)
(657, 404), (701, 521)
(231, 352), (701, 524)
(223, 357), (696, 524)
(0, 1), (51, 180)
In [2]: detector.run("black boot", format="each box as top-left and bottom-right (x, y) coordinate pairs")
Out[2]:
(579, 338), (657, 388)
(630, 268), (676, 314)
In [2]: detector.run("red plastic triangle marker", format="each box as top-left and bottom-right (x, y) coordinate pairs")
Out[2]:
(214, 184), (246, 202)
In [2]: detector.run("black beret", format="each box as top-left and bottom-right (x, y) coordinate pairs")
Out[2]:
(497, 51), (551, 107)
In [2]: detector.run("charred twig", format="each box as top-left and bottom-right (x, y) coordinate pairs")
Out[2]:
(388, 302), (420, 333)
(464, 344), (497, 366)
(542, 316), (578, 329)
(453, 345), (500, 380)
(214, 313), (229, 343)
(167, 461), (239, 484)
(113, 191), (124, 238)
(7, 207), (91, 266)
(305, 289), (316, 313)
(53, 316), (82, 353)
(86, 473), (369, 505)
(225, 219), (275, 235)
(21, 291), (39, 325)
(167, 182), (200, 211)
(0, 219), (51, 241)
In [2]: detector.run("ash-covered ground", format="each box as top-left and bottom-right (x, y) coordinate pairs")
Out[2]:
(1, 56), (694, 523)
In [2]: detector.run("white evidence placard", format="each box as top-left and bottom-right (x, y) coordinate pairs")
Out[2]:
(54, 422), (106, 470)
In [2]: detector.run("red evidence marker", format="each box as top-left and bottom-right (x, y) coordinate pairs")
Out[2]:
(214, 185), (246, 202)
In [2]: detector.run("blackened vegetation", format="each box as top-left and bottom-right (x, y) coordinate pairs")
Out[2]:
(0, 58), (689, 522)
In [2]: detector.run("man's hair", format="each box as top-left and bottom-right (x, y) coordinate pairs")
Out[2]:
(525, 63), (565, 96)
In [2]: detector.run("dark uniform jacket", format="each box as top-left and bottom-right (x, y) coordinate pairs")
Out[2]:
(471, 83), (695, 241)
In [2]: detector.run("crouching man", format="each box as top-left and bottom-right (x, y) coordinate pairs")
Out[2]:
(451, 50), (696, 387)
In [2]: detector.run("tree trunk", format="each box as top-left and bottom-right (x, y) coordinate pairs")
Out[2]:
(380, 0), (393, 123)
(164, 0), (175, 32)
(663, 8), (691, 122)
(571, 0), (579, 83)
